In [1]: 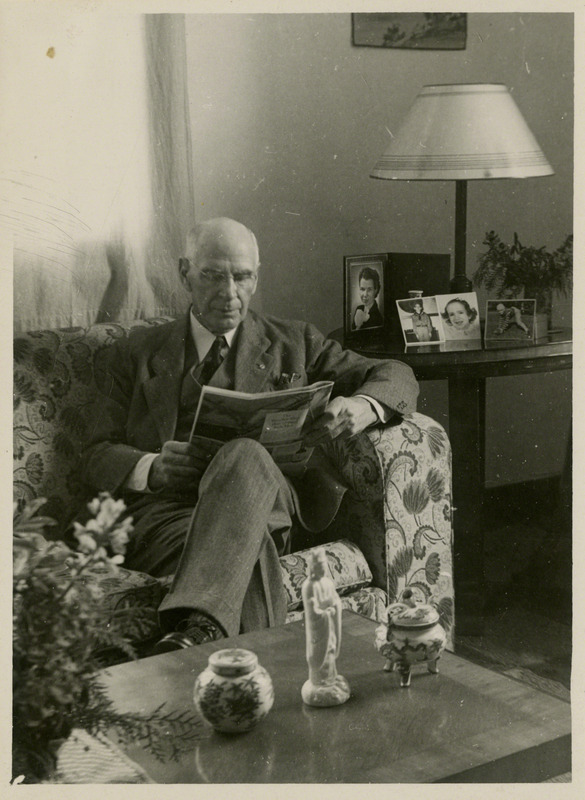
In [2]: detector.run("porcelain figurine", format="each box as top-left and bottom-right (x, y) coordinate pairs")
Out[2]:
(301, 548), (350, 707)
(374, 589), (447, 687)
(193, 648), (274, 733)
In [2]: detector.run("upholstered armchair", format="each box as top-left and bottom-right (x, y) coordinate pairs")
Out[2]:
(14, 318), (454, 657)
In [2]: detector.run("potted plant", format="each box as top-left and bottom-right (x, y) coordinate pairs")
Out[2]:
(13, 493), (202, 783)
(473, 231), (572, 336)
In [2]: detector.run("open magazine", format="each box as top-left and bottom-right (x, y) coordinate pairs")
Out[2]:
(189, 380), (334, 477)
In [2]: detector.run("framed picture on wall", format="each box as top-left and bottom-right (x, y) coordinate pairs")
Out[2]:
(352, 13), (467, 50)
(343, 253), (389, 342)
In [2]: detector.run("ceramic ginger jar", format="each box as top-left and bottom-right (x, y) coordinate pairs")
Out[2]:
(374, 590), (446, 687)
(193, 648), (274, 733)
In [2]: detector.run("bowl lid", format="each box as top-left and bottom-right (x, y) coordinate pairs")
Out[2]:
(208, 648), (258, 676)
(388, 602), (440, 627)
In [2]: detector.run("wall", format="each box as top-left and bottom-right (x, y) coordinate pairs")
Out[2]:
(185, 12), (573, 485)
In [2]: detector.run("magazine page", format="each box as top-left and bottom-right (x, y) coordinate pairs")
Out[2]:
(189, 381), (334, 476)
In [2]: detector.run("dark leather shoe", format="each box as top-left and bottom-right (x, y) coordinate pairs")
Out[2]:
(152, 612), (224, 655)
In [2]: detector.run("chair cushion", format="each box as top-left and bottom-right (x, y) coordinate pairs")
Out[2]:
(286, 586), (387, 624)
(280, 538), (372, 611)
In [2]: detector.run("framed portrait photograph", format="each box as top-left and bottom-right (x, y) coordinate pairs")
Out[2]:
(395, 295), (444, 346)
(344, 254), (389, 341)
(485, 299), (536, 341)
(435, 292), (482, 341)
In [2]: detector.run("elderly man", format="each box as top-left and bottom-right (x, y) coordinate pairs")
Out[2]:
(81, 218), (418, 652)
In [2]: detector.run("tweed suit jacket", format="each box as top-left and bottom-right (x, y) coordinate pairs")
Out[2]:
(81, 311), (419, 530)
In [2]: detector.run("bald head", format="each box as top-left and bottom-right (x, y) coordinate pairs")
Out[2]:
(185, 218), (260, 268)
(180, 218), (260, 334)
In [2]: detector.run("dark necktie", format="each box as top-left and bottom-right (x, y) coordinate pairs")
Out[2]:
(197, 335), (229, 385)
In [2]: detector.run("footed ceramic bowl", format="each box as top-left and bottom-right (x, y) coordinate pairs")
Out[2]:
(375, 590), (446, 687)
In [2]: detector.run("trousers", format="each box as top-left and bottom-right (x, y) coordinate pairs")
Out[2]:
(124, 438), (295, 637)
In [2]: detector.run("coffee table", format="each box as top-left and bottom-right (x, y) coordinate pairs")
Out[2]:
(99, 612), (571, 783)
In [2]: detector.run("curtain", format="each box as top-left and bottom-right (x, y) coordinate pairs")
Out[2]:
(2, 9), (194, 332)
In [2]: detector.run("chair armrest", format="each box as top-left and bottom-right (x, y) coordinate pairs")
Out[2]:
(324, 412), (455, 645)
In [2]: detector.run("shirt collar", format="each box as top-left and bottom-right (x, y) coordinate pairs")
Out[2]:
(189, 309), (238, 362)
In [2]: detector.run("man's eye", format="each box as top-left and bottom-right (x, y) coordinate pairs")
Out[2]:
(200, 272), (224, 283)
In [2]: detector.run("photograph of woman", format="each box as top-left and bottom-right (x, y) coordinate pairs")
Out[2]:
(352, 266), (384, 330)
(436, 293), (481, 340)
(396, 296), (443, 344)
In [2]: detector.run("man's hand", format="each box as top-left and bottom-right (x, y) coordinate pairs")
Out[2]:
(148, 439), (216, 492)
(303, 396), (377, 447)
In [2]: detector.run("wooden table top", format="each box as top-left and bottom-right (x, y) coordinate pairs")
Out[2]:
(99, 613), (571, 783)
(332, 327), (572, 380)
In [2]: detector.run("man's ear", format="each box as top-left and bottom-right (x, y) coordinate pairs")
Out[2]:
(251, 265), (260, 295)
(178, 258), (190, 285)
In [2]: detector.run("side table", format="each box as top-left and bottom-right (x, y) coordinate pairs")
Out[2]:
(331, 328), (572, 634)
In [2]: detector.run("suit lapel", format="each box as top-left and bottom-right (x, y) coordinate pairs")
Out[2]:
(142, 314), (189, 444)
(142, 313), (275, 446)
(233, 314), (275, 393)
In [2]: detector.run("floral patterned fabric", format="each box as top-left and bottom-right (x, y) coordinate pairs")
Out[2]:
(13, 319), (176, 525)
(323, 414), (454, 646)
(287, 586), (388, 625)
(280, 539), (372, 610)
(13, 319), (454, 649)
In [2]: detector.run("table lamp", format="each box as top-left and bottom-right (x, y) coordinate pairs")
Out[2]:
(370, 83), (554, 292)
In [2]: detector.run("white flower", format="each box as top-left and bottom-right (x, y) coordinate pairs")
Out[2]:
(95, 497), (127, 531)
(110, 529), (129, 555)
(87, 497), (101, 516)
(84, 518), (102, 535)
(76, 532), (98, 554)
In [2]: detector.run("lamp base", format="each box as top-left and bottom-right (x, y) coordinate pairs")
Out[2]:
(450, 274), (473, 293)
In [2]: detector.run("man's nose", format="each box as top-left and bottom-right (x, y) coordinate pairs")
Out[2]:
(218, 275), (238, 297)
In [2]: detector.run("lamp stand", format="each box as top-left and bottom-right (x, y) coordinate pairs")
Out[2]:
(450, 180), (473, 293)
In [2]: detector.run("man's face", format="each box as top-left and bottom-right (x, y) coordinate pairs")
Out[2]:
(180, 235), (259, 334)
(413, 302), (423, 315)
(359, 278), (376, 307)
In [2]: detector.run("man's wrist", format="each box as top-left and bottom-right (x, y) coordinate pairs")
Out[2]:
(124, 452), (159, 493)
(354, 394), (389, 424)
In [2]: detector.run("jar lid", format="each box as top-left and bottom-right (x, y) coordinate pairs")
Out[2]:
(388, 602), (439, 628)
(208, 648), (258, 677)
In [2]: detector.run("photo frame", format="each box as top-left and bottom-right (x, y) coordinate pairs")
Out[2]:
(485, 299), (537, 342)
(386, 252), (451, 340)
(435, 292), (482, 341)
(395, 295), (445, 346)
(343, 254), (389, 342)
(352, 13), (467, 50)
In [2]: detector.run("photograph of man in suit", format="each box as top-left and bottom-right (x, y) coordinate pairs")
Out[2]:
(80, 217), (418, 652)
(352, 265), (384, 330)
